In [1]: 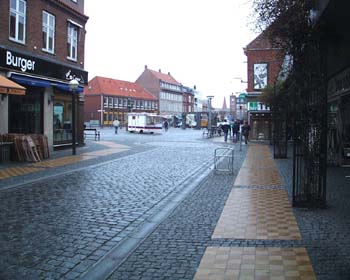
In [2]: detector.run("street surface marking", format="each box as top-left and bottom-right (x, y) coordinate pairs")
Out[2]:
(0, 166), (45, 179)
(194, 247), (316, 280)
(96, 141), (129, 149)
(212, 189), (301, 240)
(0, 143), (130, 180)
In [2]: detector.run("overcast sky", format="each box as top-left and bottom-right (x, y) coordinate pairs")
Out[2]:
(84, 0), (257, 108)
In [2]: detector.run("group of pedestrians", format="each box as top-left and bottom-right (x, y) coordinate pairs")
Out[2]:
(219, 119), (251, 144)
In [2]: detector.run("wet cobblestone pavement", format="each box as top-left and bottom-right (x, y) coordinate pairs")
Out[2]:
(1, 131), (349, 280)
(0, 129), (221, 279)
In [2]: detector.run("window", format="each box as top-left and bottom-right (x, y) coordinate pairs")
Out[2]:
(67, 22), (78, 60)
(42, 11), (55, 53)
(103, 97), (108, 108)
(9, 0), (26, 43)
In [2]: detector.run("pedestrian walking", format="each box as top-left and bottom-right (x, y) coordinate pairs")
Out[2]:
(113, 119), (120, 134)
(232, 120), (240, 142)
(220, 119), (231, 142)
(242, 121), (251, 144)
(164, 120), (169, 131)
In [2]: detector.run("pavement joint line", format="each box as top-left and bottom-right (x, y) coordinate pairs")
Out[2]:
(80, 160), (214, 280)
(0, 146), (156, 192)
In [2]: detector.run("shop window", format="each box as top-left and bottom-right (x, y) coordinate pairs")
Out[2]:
(9, 89), (43, 134)
(53, 98), (75, 144)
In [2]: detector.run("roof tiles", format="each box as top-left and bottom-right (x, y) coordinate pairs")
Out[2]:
(85, 76), (157, 100)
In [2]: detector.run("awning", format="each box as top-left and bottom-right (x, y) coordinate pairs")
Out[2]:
(0, 75), (26, 95)
(11, 73), (84, 92)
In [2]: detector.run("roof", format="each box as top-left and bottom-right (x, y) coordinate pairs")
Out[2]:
(85, 76), (157, 100)
(148, 69), (182, 86)
(244, 27), (281, 51)
(245, 31), (274, 50)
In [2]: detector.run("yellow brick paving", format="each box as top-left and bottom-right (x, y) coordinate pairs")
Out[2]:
(0, 141), (129, 180)
(212, 189), (301, 240)
(194, 144), (316, 280)
(194, 247), (316, 280)
(234, 145), (283, 187)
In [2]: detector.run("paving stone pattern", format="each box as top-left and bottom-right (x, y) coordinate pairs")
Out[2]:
(0, 142), (218, 280)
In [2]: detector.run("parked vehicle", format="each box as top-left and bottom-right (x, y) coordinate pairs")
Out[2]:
(127, 113), (163, 133)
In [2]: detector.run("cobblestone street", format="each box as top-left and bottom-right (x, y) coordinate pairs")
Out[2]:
(1, 129), (349, 280)
(0, 128), (222, 279)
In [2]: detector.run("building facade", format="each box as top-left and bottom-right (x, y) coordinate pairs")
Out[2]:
(84, 76), (158, 127)
(316, 0), (350, 166)
(244, 31), (284, 140)
(135, 65), (194, 118)
(0, 0), (88, 149)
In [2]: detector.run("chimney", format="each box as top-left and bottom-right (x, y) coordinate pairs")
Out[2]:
(145, 65), (147, 69)
(159, 69), (161, 73)
(168, 72), (171, 76)
(194, 85), (196, 90)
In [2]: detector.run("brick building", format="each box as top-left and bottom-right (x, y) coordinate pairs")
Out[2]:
(244, 31), (284, 140)
(0, 0), (88, 149)
(135, 65), (194, 119)
(84, 76), (158, 127)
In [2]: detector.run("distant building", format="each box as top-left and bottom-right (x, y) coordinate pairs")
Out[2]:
(229, 93), (248, 122)
(135, 65), (194, 117)
(0, 0), (88, 149)
(84, 76), (158, 126)
(244, 30), (284, 140)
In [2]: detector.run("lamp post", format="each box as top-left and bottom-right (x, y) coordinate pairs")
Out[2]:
(69, 78), (79, 155)
(207, 95), (214, 130)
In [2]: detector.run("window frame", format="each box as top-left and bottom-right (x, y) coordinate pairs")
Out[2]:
(9, 0), (26, 44)
(67, 22), (78, 61)
(42, 11), (55, 54)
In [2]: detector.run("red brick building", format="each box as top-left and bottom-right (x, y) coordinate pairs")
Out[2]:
(135, 65), (194, 118)
(0, 0), (88, 149)
(84, 76), (158, 127)
(244, 30), (284, 140)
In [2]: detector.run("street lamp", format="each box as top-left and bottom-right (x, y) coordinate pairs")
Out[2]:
(207, 95), (214, 130)
(69, 78), (79, 155)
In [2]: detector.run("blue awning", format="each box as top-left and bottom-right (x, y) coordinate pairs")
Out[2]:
(54, 82), (84, 93)
(10, 74), (84, 92)
(11, 74), (51, 88)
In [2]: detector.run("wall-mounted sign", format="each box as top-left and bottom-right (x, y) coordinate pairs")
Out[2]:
(249, 102), (258, 110)
(0, 47), (88, 85)
(253, 63), (268, 90)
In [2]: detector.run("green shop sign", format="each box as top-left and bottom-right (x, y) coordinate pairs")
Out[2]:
(249, 102), (258, 110)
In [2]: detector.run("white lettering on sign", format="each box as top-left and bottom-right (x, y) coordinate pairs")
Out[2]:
(6, 51), (36, 72)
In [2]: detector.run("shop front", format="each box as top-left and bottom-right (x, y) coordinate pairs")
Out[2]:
(247, 100), (272, 140)
(327, 66), (350, 166)
(0, 47), (87, 150)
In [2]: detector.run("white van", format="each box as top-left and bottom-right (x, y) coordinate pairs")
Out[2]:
(127, 113), (163, 133)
